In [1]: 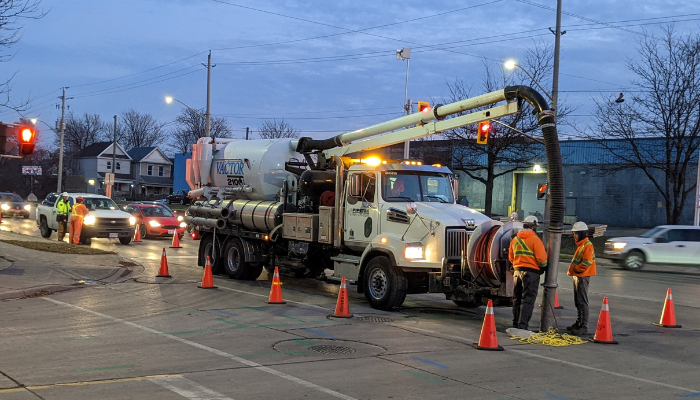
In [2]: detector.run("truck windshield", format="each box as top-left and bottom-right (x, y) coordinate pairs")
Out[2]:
(83, 198), (118, 210)
(381, 173), (454, 203)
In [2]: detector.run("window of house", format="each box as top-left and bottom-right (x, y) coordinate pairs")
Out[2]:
(147, 165), (153, 176)
(158, 166), (164, 177)
(154, 187), (161, 195)
(107, 161), (111, 170)
(116, 162), (121, 171)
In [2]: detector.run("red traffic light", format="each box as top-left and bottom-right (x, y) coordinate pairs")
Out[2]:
(417, 101), (430, 113)
(18, 126), (36, 156)
(537, 183), (548, 200)
(476, 121), (490, 144)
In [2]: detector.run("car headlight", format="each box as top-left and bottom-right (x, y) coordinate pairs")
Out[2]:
(404, 244), (424, 260)
(83, 215), (96, 226)
(612, 242), (627, 250)
(177, 215), (184, 222)
(24, 205), (31, 211)
(1, 204), (9, 211)
(149, 220), (161, 227)
(179, 222), (187, 228)
(129, 217), (136, 226)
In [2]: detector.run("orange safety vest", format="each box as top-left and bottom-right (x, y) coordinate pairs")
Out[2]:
(567, 238), (597, 277)
(508, 230), (548, 271)
(71, 203), (89, 218)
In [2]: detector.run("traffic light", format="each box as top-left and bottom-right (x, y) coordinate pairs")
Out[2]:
(18, 126), (36, 156)
(476, 121), (490, 145)
(537, 183), (548, 200)
(416, 101), (430, 113)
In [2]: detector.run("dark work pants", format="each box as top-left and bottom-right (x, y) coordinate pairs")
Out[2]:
(512, 269), (540, 330)
(573, 276), (590, 328)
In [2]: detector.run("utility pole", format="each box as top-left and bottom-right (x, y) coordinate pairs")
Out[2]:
(396, 48), (411, 159)
(245, 127), (249, 140)
(110, 114), (117, 198)
(204, 51), (214, 138)
(540, 0), (564, 333)
(56, 87), (71, 193)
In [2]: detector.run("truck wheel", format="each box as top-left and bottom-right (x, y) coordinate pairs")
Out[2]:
(200, 234), (223, 274)
(363, 256), (407, 310)
(223, 239), (247, 279)
(624, 250), (645, 271)
(119, 236), (132, 245)
(79, 235), (91, 245)
(453, 299), (481, 308)
(40, 218), (51, 238)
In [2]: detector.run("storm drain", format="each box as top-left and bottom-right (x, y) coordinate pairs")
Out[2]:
(358, 316), (393, 323)
(307, 345), (356, 355)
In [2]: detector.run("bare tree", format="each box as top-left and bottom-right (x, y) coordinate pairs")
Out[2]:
(117, 109), (166, 149)
(61, 112), (109, 157)
(169, 108), (233, 154)
(258, 119), (300, 139)
(587, 26), (700, 224)
(443, 42), (565, 216)
(0, 1), (45, 114)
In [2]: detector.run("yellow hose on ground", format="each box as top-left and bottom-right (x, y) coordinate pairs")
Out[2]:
(510, 327), (587, 346)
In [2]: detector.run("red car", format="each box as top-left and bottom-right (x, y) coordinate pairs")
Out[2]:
(125, 203), (186, 239)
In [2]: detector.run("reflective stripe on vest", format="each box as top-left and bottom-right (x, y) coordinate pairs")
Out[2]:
(513, 237), (535, 257)
(572, 241), (595, 267)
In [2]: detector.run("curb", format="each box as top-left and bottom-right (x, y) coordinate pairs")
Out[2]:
(0, 284), (86, 301)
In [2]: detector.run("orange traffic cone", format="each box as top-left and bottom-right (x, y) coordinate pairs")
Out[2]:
(472, 299), (504, 351)
(170, 231), (182, 248)
(266, 266), (286, 304)
(156, 247), (171, 278)
(554, 290), (564, 309)
(133, 224), (142, 242)
(331, 277), (352, 318)
(197, 256), (217, 289)
(654, 288), (681, 328)
(592, 297), (618, 344)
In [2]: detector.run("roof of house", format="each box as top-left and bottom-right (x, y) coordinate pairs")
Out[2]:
(138, 176), (173, 185)
(127, 147), (156, 161)
(77, 142), (131, 159)
(96, 172), (133, 180)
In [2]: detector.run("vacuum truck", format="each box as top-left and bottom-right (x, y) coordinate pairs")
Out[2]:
(184, 86), (563, 311)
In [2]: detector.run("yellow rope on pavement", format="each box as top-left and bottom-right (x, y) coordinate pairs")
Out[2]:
(510, 327), (587, 346)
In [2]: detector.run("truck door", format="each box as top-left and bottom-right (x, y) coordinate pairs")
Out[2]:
(345, 172), (379, 249)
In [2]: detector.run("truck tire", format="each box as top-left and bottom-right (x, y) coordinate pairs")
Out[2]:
(79, 235), (91, 245)
(200, 234), (223, 274)
(119, 236), (132, 245)
(223, 239), (247, 279)
(363, 256), (407, 310)
(39, 218), (52, 238)
(624, 250), (645, 271)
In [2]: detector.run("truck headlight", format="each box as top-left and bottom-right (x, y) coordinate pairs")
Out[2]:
(404, 244), (424, 260)
(24, 205), (31, 211)
(177, 215), (184, 222)
(1, 204), (9, 211)
(612, 242), (627, 250)
(179, 222), (187, 228)
(149, 220), (161, 227)
(129, 217), (136, 226)
(83, 215), (96, 226)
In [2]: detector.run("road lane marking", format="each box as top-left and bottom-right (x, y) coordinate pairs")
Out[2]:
(303, 328), (336, 338)
(150, 376), (234, 400)
(43, 297), (357, 400)
(0, 374), (180, 393)
(411, 356), (449, 369)
(211, 309), (238, 317)
(217, 285), (330, 311)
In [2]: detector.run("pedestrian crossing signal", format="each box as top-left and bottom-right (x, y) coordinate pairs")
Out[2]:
(19, 126), (36, 156)
(417, 101), (430, 113)
(537, 183), (548, 200)
(476, 121), (490, 145)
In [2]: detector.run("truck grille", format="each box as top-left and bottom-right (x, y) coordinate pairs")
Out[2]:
(445, 228), (470, 260)
(95, 218), (130, 227)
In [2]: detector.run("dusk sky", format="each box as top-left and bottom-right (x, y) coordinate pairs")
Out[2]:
(1, 0), (699, 150)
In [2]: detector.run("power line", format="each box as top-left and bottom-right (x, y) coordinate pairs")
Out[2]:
(72, 65), (203, 98)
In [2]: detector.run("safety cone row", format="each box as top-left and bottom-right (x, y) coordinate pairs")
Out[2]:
(170, 231), (182, 248)
(592, 297), (618, 344)
(133, 224), (142, 242)
(198, 256), (217, 289)
(266, 266), (286, 304)
(472, 299), (503, 351)
(654, 288), (681, 328)
(156, 247), (171, 278)
(331, 277), (352, 318)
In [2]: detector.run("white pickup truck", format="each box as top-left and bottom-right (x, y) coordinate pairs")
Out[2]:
(36, 192), (136, 245)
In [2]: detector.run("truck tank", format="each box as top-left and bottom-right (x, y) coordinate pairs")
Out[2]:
(212, 139), (300, 201)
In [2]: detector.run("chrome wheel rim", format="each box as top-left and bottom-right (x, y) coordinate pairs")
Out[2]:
(227, 247), (242, 273)
(368, 267), (388, 300)
(626, 253), (643, 270)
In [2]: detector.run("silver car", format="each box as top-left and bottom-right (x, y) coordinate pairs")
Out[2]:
(603, 225), (700, 270)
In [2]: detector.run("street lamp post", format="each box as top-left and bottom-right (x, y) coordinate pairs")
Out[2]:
(396, 48), (411, 159)
(165, 96), (209, 137)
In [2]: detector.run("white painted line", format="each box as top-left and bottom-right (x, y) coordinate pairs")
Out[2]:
(217, 285), (330, 311)
(43, 298), (356, 400)
(150, 376), (234, 399)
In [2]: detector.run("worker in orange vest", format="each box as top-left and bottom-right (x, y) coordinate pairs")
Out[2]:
(566, 221), (597, 335)
(69, 196), (89, 245)
(508, 215), (548, 330)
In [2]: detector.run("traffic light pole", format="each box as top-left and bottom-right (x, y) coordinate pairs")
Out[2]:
(57, 88), (67, 193)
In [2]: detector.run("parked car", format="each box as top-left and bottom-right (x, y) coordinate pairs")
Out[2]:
(166, 190), (191, 205)
(125, 203), (186, 239)
(603, 225), (700, 270)
(35, 192), (136, 244)
(0, 192), (31, 219)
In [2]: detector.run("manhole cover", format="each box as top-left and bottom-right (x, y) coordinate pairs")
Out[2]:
(358, 316), (393, 323)
(307, 345), (356, 355)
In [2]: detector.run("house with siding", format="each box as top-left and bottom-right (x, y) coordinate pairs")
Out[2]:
(73, 142), (134, 196)
(127, 147), (173, 198)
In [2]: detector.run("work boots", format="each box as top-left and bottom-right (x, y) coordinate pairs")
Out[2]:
(571, 326), (588, 335)
(566, 322), (580, 332)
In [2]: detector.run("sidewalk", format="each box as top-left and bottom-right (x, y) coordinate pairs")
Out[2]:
(0, 231), (138, 300)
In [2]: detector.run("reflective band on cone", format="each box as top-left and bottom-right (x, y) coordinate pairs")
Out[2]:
(654, 288), (681, 328)
(331, 277), (352, 318)
(170, 231), (182, 248)
(266, 266), (285, 304)
(156, 247), (171, 278)
(592, 297), (618, 344)
(472, 299), (504, 351)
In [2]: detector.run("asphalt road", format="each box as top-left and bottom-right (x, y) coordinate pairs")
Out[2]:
(1, 214), (699, 400)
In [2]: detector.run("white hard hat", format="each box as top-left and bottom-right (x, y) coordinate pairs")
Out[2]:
(523, 215), (539, 224)
(571, 221), (588, 231)
(61, 192), (69, 197)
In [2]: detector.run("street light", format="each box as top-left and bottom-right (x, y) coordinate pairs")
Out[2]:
(504, 60), (554, 103)
(165, 96), (210, 137)
(396, 48), (411, 159)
